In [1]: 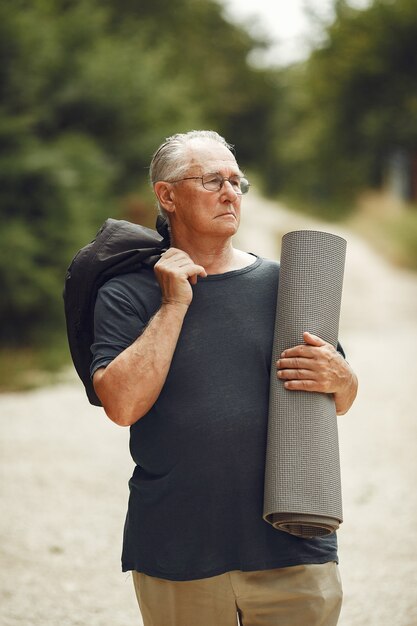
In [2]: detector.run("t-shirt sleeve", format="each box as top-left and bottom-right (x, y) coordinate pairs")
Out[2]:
(336, 341), (345, 359)
(90, 277), (153, 377)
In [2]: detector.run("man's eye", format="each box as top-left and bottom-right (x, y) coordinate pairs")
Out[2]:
(230, 177), (241, 188)
(205, 175), (221, 185)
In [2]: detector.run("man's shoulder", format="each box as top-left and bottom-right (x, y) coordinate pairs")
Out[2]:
(100, 267), (157, 291)
(259, 256), (279, 269)
(98, 268), (160, 306)
(256, 256), (280, 277)
(232, 250), (279, 272)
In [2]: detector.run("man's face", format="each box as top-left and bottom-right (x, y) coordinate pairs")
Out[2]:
(168, 139), (243, 240)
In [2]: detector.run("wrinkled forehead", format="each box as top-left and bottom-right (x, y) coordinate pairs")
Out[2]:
(185, 139), (241, 175)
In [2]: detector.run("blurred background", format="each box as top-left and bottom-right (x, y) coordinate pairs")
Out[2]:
(1, 1), (417, 625)
(0, 0), (416, 387)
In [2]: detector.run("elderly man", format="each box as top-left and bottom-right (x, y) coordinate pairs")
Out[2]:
(91, 130), (357, 626)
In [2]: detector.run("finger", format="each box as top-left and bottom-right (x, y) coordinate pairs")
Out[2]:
(280, 344), (315, 359)
(158, 248), (192, 265)
(277, 368), (317, 381)
(157, 247), (182, 261)
(303, 331), (327, 347)
(276, 357), (315, 371)
(197, 266), (207, 278)
(159, 250), (207, 278)
(190, 265), (208, 283)
(282, 379), (323, 392)
(157, 256), (206, 279)
(184, 262), (207, 279)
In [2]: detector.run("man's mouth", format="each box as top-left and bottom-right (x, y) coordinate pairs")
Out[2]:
(216, 212), (236, 218)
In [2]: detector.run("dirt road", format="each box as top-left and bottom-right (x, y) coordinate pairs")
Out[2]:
(1, 195), (417, 625)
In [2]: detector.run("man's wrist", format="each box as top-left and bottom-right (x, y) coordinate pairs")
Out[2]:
(161, 299), (190, 311)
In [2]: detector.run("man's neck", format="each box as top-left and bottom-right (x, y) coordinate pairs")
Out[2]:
(171, 233), (253, 275)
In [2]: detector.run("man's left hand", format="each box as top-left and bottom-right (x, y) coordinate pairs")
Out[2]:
(276, 331), (358, 415)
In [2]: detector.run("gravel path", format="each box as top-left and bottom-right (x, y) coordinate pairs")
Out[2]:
(1, 195), (417, 625)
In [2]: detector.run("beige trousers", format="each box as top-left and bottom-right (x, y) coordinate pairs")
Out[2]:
(132, 562), (343, 626)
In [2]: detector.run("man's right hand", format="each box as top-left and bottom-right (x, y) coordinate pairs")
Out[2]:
(154, 248), (207, 307)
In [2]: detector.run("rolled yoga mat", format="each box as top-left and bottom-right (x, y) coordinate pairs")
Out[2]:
(263, 230), (347, 538)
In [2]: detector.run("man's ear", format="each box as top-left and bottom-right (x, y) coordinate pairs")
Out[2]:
(154, 181), (175, 213)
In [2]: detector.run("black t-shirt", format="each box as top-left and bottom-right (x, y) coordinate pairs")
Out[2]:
(91, 256), (338, 581)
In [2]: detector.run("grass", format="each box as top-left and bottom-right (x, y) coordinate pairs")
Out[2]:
(348, 191), (417, 271)
(0, 336), (74, 393)
(278, 189), (417, 272)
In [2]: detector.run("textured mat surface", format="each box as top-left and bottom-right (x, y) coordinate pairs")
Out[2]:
(263, 230), (346, 538)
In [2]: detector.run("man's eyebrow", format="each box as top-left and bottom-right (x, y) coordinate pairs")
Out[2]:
(204, 170), (244, 177)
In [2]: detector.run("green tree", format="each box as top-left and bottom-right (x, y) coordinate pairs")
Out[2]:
(0, 0), (278, 352)
(272, 0), (417, 213)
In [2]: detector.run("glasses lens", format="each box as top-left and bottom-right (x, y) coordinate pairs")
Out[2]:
(202, 174), (223, 191)
(239, 177), (250, 194)
(229, 176), (243, 193)
(201, 174), (250, 194)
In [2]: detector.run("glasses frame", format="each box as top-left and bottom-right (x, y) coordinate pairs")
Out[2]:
(169, 173), (250, 195)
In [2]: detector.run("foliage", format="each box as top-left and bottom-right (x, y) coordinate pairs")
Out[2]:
(2, 0), (417, 374)
(271, 0), (417, 215)
(0, 0), (277, 349)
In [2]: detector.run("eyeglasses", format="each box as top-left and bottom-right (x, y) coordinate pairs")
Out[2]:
(170, 173), (250, 195)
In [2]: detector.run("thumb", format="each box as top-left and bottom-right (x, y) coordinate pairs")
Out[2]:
(303, 331), (326, 347)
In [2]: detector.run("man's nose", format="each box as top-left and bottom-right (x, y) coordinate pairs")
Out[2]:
(221, 179), (239, 199)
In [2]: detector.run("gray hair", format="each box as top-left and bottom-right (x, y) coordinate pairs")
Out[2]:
(149, 130), (234, 219)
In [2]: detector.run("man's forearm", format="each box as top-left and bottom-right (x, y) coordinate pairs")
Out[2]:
(93, 302), (188, 426)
